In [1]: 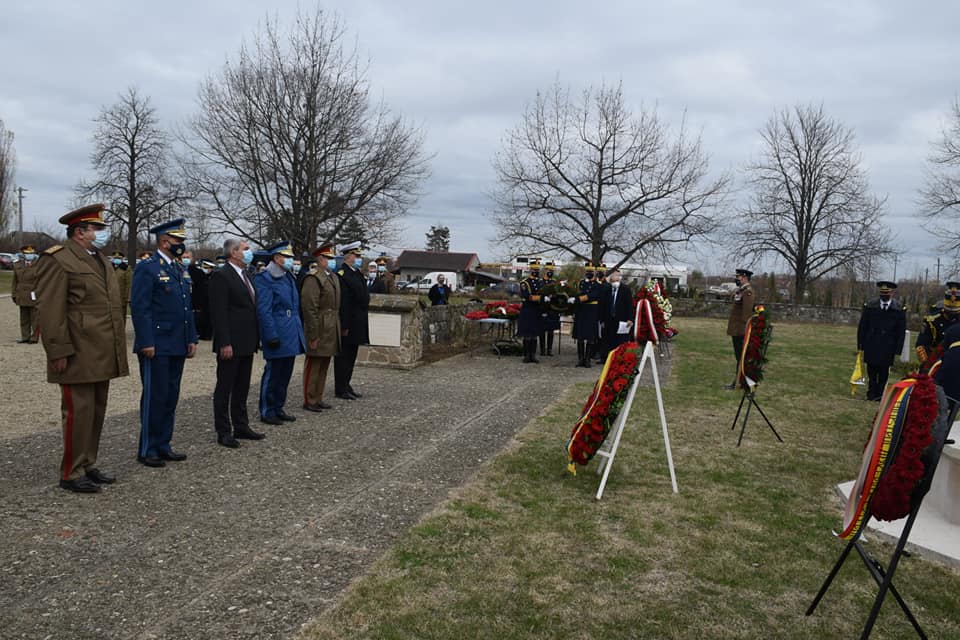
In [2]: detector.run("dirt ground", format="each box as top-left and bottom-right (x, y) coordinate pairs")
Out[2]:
(0, 294), (262, 442)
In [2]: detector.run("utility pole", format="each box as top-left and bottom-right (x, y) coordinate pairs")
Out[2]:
(16, 186), (27, 249)
(892, 254), (898, 281)
(936, 257), (941, 284)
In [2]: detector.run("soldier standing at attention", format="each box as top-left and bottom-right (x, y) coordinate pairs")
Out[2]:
(916, 281), (960, 372)
(130, 218), (197, 467)
(539, 261), (561, 357)
(573, 262), (603, 368)
(857, 281), (907, 401)
(186, 252), (213, 340)
(256, 241), (306, 424)
(109, 251), (131, 320)
(300, 243), (341, 412)
(334, 242), (370, 400)
(517, 259), (544, 363)
(724, 268), (755, 389)
(35, 204), (128, 493)
(12, 244), (40, 343)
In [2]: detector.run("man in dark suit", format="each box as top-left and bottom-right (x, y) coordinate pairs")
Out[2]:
(601, 268), (634, 358)
(857, 281), (907, 401)
(188, 256), (213, 340)
(334, 242), (369, 399)
(208, 238), (265, 448)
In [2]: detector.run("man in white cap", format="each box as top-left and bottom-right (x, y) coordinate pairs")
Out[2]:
(334, 242), (369, 399)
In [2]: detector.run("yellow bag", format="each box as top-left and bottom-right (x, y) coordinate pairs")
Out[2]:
(850, 351), (866, 395)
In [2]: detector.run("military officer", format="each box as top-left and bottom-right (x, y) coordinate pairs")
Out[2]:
(35, 204), (129, 492)
(109, 250), (132, 319)
(11, 244), (40, 343)
(130, 218), (198, 467)
(517, 259), (545, 363)
(725, 268), (755, 389)
(591, 263), (611, 361)
(215, 254), (227, 270)
(573, 262), (603, 367)
(376, 257), (397, 293)
(916, 281), (960, 373)
(187, 253), (213, 340)
(857, 281), (907, 401)
(300, 243), (341, 412)
(334, 241), (370, 400)
(539, 261), (561, 357)
(256, 241), (306, 424)
(933, 323), (960, 401)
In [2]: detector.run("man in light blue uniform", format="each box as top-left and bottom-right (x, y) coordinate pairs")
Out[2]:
(130, 218), (198, 467)
(256, 241), (306, 425)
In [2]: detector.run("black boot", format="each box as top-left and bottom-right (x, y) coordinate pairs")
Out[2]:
(576, 341), (585, 367)
(539, 334), (546, 357)
(528, 339), (539, 363)
(583, 342), (592, 368)
(521, 339), (531, 363)
(546, 332), (554, 356)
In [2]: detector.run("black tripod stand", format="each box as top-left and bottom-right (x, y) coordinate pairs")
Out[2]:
(730, 386), (783, 447)
(806, 397), (958, 640)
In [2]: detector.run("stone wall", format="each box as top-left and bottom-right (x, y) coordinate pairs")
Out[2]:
(356, 294), (424, 369)
(422, 301), (485, 346)
(670, 298), (923, 329)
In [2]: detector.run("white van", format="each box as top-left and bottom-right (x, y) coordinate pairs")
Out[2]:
(405, 271), (459, 291)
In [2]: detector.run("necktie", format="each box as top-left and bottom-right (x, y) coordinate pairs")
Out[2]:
(241, 270), (256, 301)
(611, 289), (617, 313)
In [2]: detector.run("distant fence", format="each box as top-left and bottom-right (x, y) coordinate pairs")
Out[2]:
(671, 298), (923, 330)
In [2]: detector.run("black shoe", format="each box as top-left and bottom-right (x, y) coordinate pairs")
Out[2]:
(16, 338), (31, 344)
(277, 411), (297, 422)
(159, 450), (187, 462)
(217, 434), (241, 448)
(260, 415), (284, 425)
(723, 383), (737, 390)
(137, 455), (166, 468)
(59, 477), (101, 493)
(302, 403), (324, 412)
(582, 360), (591, 368)
(335, 392), (355, 400)
(545, 350), (553, 357)
(85, 468), (116, 484)
(234, 428), (265, 440)
(316, 401), (332, 409)
(347, 386), (363, 398)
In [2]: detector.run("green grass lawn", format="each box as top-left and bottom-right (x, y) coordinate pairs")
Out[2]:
(302, 317), (960, 640)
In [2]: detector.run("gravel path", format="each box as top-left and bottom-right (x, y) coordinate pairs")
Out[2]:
(0, 303), (607, 639)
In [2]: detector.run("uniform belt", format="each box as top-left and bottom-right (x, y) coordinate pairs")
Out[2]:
(585, 301), (598, 305)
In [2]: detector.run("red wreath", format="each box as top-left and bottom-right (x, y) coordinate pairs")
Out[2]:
(870, 374), (938, 521)
(738, 305), (771, 386)
(465, 310), (489, 320)
(632, 288), (666, 341)
(483, 301), (521, 319)
(566, 343), (642, 473)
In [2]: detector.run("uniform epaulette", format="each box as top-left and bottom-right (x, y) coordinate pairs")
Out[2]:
(44, 245), (63, 254)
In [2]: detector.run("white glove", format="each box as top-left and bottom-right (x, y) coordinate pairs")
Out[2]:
(542, 295), (551, 303)
(567, 297), (577, 304)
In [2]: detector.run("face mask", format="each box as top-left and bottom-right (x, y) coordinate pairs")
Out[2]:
(202, 268), (212, 275)
(217, 263), (225, 269)
(292, 264), (301, 275)
(181, 258), (192, 267)
(369, 270), (378, 278)
(25, 253), (38, 262)
(111, 258), (122, 267)
(283, 257), (294, 271)
(92, 228), (111, 249)
(586, 272), (595, 280)
(378, 265), (386, 273)
(611, 281), (620, 289)
(169, 242), (186, 257)
(241, 249), (254, 265)
(597, 271), (606, 279)
(545, 271), (554, 279)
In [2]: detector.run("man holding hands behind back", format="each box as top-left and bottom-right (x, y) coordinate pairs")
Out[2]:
(724, 268), (754, 390)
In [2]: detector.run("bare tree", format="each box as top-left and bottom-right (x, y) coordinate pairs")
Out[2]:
(181, 8), (429, 254)
(425, 224), (450, 252)
(920, 97), (960, 263)
(737, 104), (892, 301)
(77, 87), (182, 260)
(0, 119), (15, 235)
(489, 81), (728, 267)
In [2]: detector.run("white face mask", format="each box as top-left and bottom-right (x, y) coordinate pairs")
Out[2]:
(611, 281), (620, 289)
(91, 228), (111, 249)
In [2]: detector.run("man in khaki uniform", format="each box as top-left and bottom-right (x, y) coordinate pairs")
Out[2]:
(36, 204), (129, 493)
(725, 268), (755, 389)
(301, 243), (341, 411)
(376, 257), (397, 293)
(11, 245), (41, 343)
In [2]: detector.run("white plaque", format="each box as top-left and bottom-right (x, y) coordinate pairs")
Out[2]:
(368, 312), (402, 347)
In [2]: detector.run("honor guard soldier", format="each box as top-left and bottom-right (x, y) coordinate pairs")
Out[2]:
(35, 204), (129, 492)
(334, 241), (370, 399)
(301, 243), (341, 412)
(725, 268), (755, 389)
(539, 261), (561, 357)
(255, 241), (306, 424)
(857, 281), (907, 401)
(916, 281), (960, 372)
(573, 262), (604, 367)
(518, 259), (545, 363)
(932, 323), (960, 400)
(130, 218), (198, 467)
(187, 253), (213, 340)
(12, 244), (40, 343)
(215, 254), (227, 269)
(592, 263), (610, 361)
(109, 251), (131, 319)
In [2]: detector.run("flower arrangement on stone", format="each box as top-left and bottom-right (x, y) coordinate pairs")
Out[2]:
(483, 300), (521, 319)
(566, 342), (642, 474)
(538, 281), (580, 314)
(737, 304), (771, 387)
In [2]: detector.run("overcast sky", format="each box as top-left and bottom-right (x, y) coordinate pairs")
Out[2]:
(1, 0), (957, 277)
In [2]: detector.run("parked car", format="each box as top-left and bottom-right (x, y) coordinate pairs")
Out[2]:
(705, 282), (737, 300)
(479, 281), (522, 298)
(0, 253), (15, 270)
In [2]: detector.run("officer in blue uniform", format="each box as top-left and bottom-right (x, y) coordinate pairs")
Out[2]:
(518, 259), (545, 363)
(591, 263), (609, 361)
(916, 281), (960, 373)
(130, 218), (198, 467)
(539, 261), (561, 357)
(573, 262), (603, 368)
(256, 241), (306, 424)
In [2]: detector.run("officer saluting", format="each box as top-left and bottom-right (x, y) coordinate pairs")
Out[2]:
(130, 218), (198, 467)
(35, 204), (129, 492)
